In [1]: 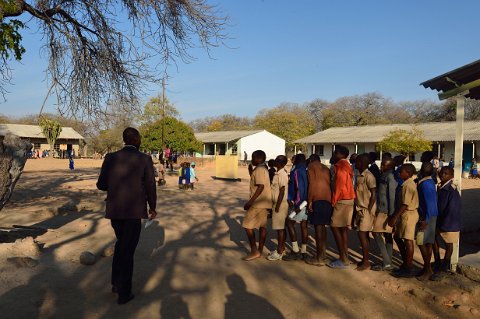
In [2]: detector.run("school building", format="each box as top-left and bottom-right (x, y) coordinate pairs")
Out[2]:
(0, 123), (84, 156)
(195, 130), (286, 161)
(294, 121), (480, 169)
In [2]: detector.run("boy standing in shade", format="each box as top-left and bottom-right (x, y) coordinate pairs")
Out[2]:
(305, 154), (332, 266)
(283, 154), (309, 261)
(431, 167), (461, 280)
(328, 145), (356, 269)
(372, 157), (397, 271)
(243, 150), (272, 261)
(267, 155), (289, 261)
(388, 163), (419, 278)
(416, 162), (438, 281)
(354, 153), (377, 271)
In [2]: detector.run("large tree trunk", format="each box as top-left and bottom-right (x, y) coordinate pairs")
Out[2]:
(0, 134), (31, 211)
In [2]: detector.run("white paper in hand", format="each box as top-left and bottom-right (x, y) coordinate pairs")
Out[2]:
(145, 219), (154, 229)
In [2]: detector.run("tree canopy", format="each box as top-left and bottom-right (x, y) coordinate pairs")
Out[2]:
(140, 117), (201, 152)
(254, 103), (315, 150)
(138, 95), (180, 126)
(377, 128), (432, 156)
(0, 0), (227, 119)
(38, 116), (62, 151)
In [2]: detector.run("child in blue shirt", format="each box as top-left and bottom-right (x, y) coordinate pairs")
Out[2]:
(416, 162), (438, 281)
(283, 154), (309, 261)
(432, 166), (461, 280)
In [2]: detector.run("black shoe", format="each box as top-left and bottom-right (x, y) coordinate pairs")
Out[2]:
(282, 252), (301, 261)
(118, 294), (135, 305)
(301, 253), (309, 261)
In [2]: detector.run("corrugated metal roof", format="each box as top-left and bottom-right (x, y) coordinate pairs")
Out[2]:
(195, 130), (263, 143)
(294, 121), (480, 144)
(420, 59), (480, 100)
(0, 124), (84, 140)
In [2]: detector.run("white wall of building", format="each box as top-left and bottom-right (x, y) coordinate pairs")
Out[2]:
(239, 130), (285, 161)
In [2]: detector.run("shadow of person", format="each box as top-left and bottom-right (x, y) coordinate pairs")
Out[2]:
(225, 274), (284, 319)
(160, 294), (192, 319)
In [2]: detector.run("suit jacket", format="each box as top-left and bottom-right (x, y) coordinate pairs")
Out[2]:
(97, 146), (156, 219)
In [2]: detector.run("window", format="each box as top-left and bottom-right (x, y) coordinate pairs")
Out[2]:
(408, 153), (415, 162)
(33, 143), (41, 150)
(54, 144), (60, 151)
(231, 144), (238, 155)
(314, 145), (324, 156)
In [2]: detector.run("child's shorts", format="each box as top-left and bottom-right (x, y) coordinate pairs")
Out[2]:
(272, 202), (289, 230)
(243, 208), (268, 229)
(308, 200), (332, 225)
(355, 207), (375, 232)
(416, 216), (437, 245)
(331, 200), (354, 228)
(288, 207), (308, 223)
(372, 212), (393, 233)
(395, 210), (419, 240)
(438, 231), (460, 244)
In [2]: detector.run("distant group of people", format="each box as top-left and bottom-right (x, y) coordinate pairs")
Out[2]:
(178, 161), (199, 190)
(242, 148), (461, 282)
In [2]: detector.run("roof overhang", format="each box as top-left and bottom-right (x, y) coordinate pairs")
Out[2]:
(420, 59), (480, 100)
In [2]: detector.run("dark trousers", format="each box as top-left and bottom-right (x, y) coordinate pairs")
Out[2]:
(111, 219), (141, 299)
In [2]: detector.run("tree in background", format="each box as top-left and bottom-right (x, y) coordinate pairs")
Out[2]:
(254, 103), (315, 151)
(139, 95), (180, 126)
(0, 0), (227, 119)
(141, 117), (202, 153)
(190, 114), (254, 132)
(377, 128), (431, 156)
(38, 116), (62, 152)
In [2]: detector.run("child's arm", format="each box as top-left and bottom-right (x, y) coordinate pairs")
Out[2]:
(368, 187), (376, 212)
(275, 186), (285, 213)
(387, 204), (407, 227)
(244, 184), (265, 211)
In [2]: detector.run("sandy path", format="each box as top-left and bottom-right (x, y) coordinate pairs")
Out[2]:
(0, 158), (478, 318)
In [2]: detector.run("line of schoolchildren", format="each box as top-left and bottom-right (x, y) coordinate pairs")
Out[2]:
(242, 148), (461, 281)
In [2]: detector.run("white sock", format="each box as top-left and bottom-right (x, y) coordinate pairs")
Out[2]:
(292, 241), (299, 253)
(301, 244), (307, 253)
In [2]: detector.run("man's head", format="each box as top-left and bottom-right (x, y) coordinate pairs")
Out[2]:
(275, 155), (288, 169)
(420, 162), (434, 178)
(251, 150), (267, 166)
(420, 151), (434, 163)
(191, 161), (196, 168)
(439, 166), (454, 184)
(333, 145), (349, 162)
(294, 153), (306, 166)
(381, 157), (395, 172)
(355, 153), (370, 172)
(123, 127), (141, 149)
(399, 163), (416, 181)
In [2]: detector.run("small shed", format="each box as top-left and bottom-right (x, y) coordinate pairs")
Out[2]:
(195, 130), (286, 161)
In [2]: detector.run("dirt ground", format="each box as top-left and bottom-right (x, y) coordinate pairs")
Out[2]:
(0, 158), (479, 319)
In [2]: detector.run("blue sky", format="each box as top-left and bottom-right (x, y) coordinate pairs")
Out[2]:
(1, 0), (480, 121)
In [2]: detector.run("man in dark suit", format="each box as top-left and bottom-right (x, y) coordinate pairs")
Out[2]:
(97, 127), (157, 304)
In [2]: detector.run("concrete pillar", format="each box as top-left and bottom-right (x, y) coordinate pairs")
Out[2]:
(451, 95), (466, 272)
(355, 143), (358, 154)
(454, 95), (465, 191)
(214, 144), (217, 158)
(437, 143), (441, 158)
(226, 142), (229, 155)
(294, 145), (297, 155)
(312, 144), (316, 156)
(203, 144), (206, 158)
